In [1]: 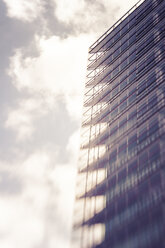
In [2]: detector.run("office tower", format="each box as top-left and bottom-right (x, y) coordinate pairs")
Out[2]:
(72, 0), (165, 247)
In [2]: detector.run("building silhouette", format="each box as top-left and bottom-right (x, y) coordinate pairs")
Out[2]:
(72, 0), (165, 247)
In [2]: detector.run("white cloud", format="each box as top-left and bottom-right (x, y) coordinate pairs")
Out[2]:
(67, 130), (80, 162)
(5, 97), (49, 141)
(8, 34), (92, 123)
(54, 0), (85, 24)
(0, 145), (77, 248)
(3, 0), (45, 22)
(0, 197), (44, 248)
(0, 152), (51, 248)
(53, 163), (77, 248)
(54, 0), (139, 34)
(4, 31), (85, 247)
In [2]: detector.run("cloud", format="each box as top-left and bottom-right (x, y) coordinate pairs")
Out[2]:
(54, 0), (85, 24)
(0, 170), (22, 195)
(3, 0), (45, 22)
(0, 140), (77, 248)
(0, 152), (52, 248)
(54, 0), (110, 35)
(0, 196), (44, 248)
(49, 132), (80, 248)
(5, 98), (41, 141)
(54, 0), (140, 36)
(8, 34), (91, 122)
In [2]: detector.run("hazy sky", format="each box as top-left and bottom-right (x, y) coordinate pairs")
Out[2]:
(0, 0), (139, 247)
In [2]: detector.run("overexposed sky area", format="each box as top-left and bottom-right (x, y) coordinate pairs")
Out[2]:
(0, 0), (139, 247)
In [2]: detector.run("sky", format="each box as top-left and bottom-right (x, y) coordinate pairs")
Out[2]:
(0, 0), (139, 247)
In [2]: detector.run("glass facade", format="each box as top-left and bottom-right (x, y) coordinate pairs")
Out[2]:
(72, 0), (165, 247)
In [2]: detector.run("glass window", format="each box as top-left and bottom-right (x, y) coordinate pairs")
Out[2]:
(121, 41), (127, 52)
(129, 11), (136, 22)
(128, 134), (137, 151)
(119, 118), (127, 134)
(113, 49), (120, 59)
(127, 189), (137, 205)
(119, 118), (127, 128)
(113, 57), (120, 67)
(149, 143), (160, 160)
(121, 33), (128, 44)
(107, 73), (112, 81)
(128, 160), (138, 174)
(129, 45), (136, 54)
(150, 172), (161, 187)
(117, 196), (126, 212)
(110, 125), (118, 136)
(112, 85), (119, 97)
(139, 128), (147, 143)
(118, 142), (127, 156)
(137, 43), (144, 54)
(112, 79), (119, 89)
(149, 119), (159, 135)
(120, 59), (128, 70)
(129, 34), (136, 44)
(102, 109), (110, 119)
(128, 112), (136, 127)
(147, 34), (154, 45)
(139, 151), (148, 167)
(114, 32), (120, 42)
(100, 132), (109, 143)
(111, 102), (118, 111)
(129, 52), (136, 63)
(129, 71), (136, 82)
(138, 180), (148, 194)
(109, 175), (116, 187)
(111, 108), (118, 118)
(129, 27), (135, 37)
(147, 73), (156, 87)
(121, 24), (128, 36)
(146, 53), (155, 65)
(138, 102), (147, 116)
(122, 51), (128, 61)
(137, 62), (144, 74)
(120, 80), (127, 90)
(112, 66), (119, 77)
(129, 87), (136, 96)
(129, 92), (136, 104)
(138, 81), (146, 94)
(107, 54), (113, 64)
(118, 168), (127, 181)
(119, 100), (127, 112)
(109, 149), (117, 163)
(107, 203), (115, 216)
(129, 110), (137, 120)
(148, 96), (157, 109)
(120, 74), (127, 83)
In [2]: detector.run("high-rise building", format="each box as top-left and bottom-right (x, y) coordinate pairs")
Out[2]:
(72, 0), (165, 247)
